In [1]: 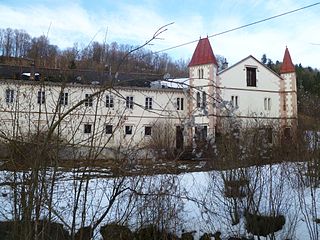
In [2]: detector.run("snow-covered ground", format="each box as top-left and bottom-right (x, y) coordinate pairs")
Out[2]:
(0, 162), (319, 239)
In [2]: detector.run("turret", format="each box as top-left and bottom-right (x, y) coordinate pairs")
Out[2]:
(279, 47), (297, 136)
(187, 37), (218, 146)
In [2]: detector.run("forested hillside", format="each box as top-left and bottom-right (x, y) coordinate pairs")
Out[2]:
(0, 28), (188, 79)
(1, 27), (319, 127)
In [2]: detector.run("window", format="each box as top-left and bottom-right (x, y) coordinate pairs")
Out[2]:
(145, 97), (152, 109)
(246, 67), (257, 87)
(231, 95), (239, 108)
(106, 94), (114, 108)
(284, 127), (291, 141)
(202, 92), (207, 108)
(177, 97), (184, 110)
(198, 68), (204, 79)
(106, 125), (113, 134)
(125, 125), (133, 135)
(145, 126), (152, 136)
(5, 89), (14, 103)
(196, 92), (201, 108)
(59, 92), (68, 106)
(37, 90), (45, 104)
(264, 97), (271, 110)
(126, 96), (134, 109)
(195, 126), (207, 141)
(84, 94), (93, 107)
(84, 124), (92, 134)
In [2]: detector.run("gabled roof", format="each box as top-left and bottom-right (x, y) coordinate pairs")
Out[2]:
(188, 37), (217, 67)
(218, 55), (282, 79)
(280, 47), (295, 74)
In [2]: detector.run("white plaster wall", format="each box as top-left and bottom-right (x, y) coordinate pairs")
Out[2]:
(219, 56), (282, 120)
(281, 73), (297, 119)
(189, 64), (215, 127)
(0, 80), (188, 149)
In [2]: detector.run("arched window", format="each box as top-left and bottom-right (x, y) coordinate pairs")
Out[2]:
(202, 91), (207, 108)
(201, 68), (204, 79)
(196, 92), (201, 108)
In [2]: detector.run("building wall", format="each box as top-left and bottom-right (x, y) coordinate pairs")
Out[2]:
(188, 63), (217, 142)
(0, 55), (298, 151)
(218, 57), (283, 127)
(0, 80), (187, 149)
(280, 72), (298, 124)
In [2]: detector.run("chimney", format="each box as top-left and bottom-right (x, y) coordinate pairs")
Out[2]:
(222, 58), (228, 70)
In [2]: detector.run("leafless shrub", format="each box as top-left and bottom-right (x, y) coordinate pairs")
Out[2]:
(143, 120), (177, 160)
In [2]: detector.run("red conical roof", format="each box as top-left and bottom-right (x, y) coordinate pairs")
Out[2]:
(280, 47), (295, 74)
(188, 37), (217, 67)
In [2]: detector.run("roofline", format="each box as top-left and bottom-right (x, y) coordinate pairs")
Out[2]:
(218, 55), (283, 79)
(0, 79), (185, 93)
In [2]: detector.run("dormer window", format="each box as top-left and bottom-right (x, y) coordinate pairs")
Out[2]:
(246, 67), (257, 87)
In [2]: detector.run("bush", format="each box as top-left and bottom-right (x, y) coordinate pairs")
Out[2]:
(0, 220), (70, 240)
(245, 212), (285, 237)
(100, 223), (133, 240)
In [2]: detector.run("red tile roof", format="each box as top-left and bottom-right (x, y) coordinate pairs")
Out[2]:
(188, 37), (217, 67)
(280, 47), (295, 74)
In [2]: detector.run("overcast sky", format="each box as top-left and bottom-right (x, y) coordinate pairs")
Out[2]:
(1, 0), (320, 68)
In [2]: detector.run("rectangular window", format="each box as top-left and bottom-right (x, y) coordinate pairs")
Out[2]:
(177, 97), (184, 110)
(125, 125), (133, 135)
(37, 90), (45, 104)
(268, 98), (271, 111)
(84, 94), (93, 107)
(196, 92), (201, 108)
(202, 92), (207, 108)
(59, 92), (68, 106)
(126, 96), (133, 109)
(198, 68), (204, 79)
(84, 124), (92, 134)
(145, 97), (152, 109)
(284, 127), (291, 141)
(106, 125), (113, 134)
(106, 94), (114, 108)
(195, 126), (207, 141)
(264, 97), (271, 110)
(5, 89), (14, 103)
(231, 95), (239, 108)
(145, 126), (152, 136)
(246, 67), (257, 87)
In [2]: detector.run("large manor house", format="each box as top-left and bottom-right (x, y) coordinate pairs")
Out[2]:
(0, 38), (297, 151)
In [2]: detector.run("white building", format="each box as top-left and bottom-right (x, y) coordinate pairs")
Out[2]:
(0, 38), (297, 153)
(187, 38), (297, 144)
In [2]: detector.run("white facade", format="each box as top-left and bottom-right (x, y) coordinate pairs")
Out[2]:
(219, 56), (283, 123)
(0, 38), (298, 151)
(0, 80), (187, 150)
(187, 38), (297, 142)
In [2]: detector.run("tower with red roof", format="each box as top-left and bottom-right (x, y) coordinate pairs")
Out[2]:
(187, 37), (218, 145)
(279, 47), (298, 135)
